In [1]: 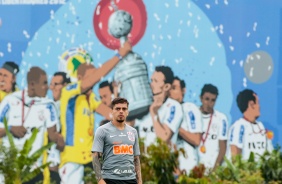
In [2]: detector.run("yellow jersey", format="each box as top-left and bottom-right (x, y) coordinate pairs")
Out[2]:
(60, 82), (101, 167)
(0, 90), (8, 102)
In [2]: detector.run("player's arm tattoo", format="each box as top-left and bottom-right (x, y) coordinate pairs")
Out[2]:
(92, 152), (103, 182)
(134, 156), (142, 184)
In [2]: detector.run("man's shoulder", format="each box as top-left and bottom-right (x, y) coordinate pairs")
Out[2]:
(163, 98), (182, 109)
(230, 118), (246, 129)
(182, 102), (200, 112)
(214, 110), (228, 120)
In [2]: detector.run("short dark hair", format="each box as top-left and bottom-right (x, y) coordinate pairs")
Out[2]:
(110, 97), (129, 109)
(200, 84), (219, 97)
(99, 81), (114, 93)
(236, 89), (257, 113)
(53, 72), (71, 84)
(27, 67), (46, 84)
(174, 76), (185, 89)
(2, 61), (19, 75)
(155, 66), (174, 84)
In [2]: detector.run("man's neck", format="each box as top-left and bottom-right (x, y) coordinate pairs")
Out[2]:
(200, 106), (213, 115)
(112, 120), (125, 130)
(243, 112), (256, 123)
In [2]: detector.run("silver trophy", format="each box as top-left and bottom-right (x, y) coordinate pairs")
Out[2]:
(108, 9), (152, 121)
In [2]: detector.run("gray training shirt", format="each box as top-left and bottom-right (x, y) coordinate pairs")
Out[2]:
(92, 122), (140, 180)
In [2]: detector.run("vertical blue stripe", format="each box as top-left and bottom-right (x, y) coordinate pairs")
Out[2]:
(188, 111), (196, 129)
(0, 104), (10, 123)
(239, 125), (245, 144)
(66, 96), (78, 146)
(222, 120), (227, 136)
(167, 106), (175, 123)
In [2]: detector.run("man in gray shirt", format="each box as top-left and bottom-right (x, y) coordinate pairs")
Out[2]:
(92, 97), (142, 184)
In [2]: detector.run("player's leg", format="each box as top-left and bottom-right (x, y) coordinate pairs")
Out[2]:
(59, 162), (84, 184)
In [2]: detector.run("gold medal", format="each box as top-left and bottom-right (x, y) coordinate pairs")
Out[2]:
(266, 130), (274, 140)
(200, 145), (206, 153)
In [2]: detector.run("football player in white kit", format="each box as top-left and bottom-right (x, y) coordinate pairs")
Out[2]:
(198, 84), (228, 172)
(0, 67), (65, 184)
(136, 66), (183, 147)
(47, 72), (71, 182)
(228, 89), (273, 161)
(169, 76), (202, 175)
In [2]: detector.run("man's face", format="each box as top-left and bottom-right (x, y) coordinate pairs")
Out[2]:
(150, 71), (166, 96)
(169, 79), (184, 103)
(49, 75), (65, 101)
(99, 86), (113, 107)
(112, 103), (128, 123)
(200, 92), (217, 114)
(0, 68), (15, 93)
(34, 74), (48, 97)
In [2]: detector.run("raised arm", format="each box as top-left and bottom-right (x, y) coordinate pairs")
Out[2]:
(80, 41), (131, 94)
(92, 152), (106, 184)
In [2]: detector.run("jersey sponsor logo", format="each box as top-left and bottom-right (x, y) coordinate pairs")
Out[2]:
(113, 167), (133, 175)
(248, 141), (266, 150)
(0, 104), (9, 122)
(46, 104), (56, 121)
(210, 134), (217, 140)
(110, 135), (117, 138)
(83, 108), (91, 116)
(188, 111), (196, 129)
(127, 131), (135, 142)
(66, 83), (78, 91)
(239, 125), (245, 144)
(222, 120), (227, 136)
(113, 144), (133, 155)
(167, 106), (175, 123)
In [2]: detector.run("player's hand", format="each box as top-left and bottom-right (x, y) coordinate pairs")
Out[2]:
(10, 126), (27, 138)
(56, 134), (65, 152)
(98, 179), (106, 184)
(118, 40), (132, 57)
(150, 96), (163, 114)
(112, 81), (121, 98)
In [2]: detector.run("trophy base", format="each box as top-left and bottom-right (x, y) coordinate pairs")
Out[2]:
(126, 105), (150, 122)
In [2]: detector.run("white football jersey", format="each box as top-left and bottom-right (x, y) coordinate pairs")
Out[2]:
(0, 90), (58, 167)
(227, 118), (273, 161)
(47, 100), (61, 167)
(136, 98), (183, 147)
(177, 102), (203, 174)
(198, 110), (228, 169)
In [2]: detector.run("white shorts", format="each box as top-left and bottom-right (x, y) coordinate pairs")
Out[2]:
(59, 162), (84, 184)
(178, 152), (198, 175)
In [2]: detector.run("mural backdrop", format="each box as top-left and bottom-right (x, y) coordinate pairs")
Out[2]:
(0, 0), (281, 182)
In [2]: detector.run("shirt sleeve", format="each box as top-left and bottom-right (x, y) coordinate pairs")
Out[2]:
(163, 104), (183, 133)
(229, 122), (245, 149)
(0, 97), (11, 128)
(133, 129), (140, 156)
(218, 114), (229, 140)
(92, 127), (105, 153)
(182, 104), (202, 133)
(45, 103), (59, 128)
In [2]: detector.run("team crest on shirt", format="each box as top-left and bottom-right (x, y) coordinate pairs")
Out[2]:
(127, 132), (135, 142)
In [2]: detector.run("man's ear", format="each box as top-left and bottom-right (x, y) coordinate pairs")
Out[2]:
(77, 75), (82, 81)
(248, 100), (255, 109)
(182, 87), (186, 95)
(164, 83), (172, 92)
